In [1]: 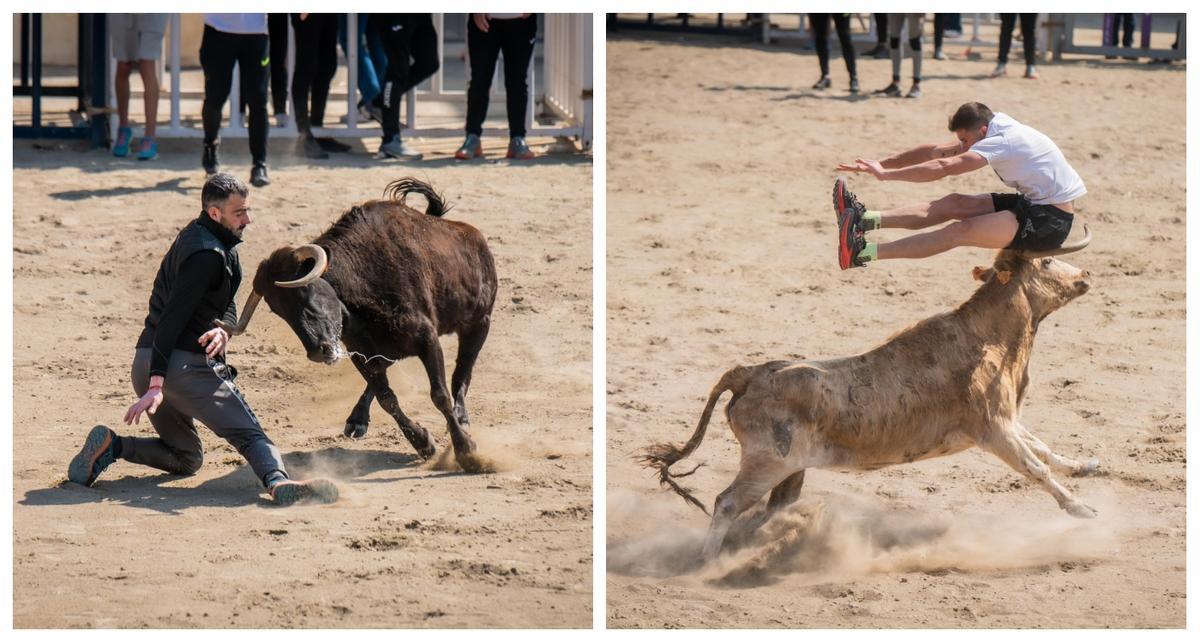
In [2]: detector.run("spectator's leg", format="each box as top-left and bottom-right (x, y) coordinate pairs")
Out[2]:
(833, 14), (857, 78)
(375, 14), (416, 143)
(268, 13), (289, 117)
(115, 61), (134, 129)
(499, 15), (538, 138)
(310, 14), (339, 128)
(887, 13), (904, 82)
(908, 14), (925, 81)
(465, 15), (502, 136)
(1019, 13), (1037, 67)
(200, 25), (237, 146)
(137, 60), (159, 137)
(290, 14), (320, 134)
(811, 14), (831, 78)
(397, 14), (440, 96)
(238, 32), (271, 167)
(998, 14), (1016, 64)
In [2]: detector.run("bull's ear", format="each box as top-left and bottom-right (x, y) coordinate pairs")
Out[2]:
(996, 270), (1012, 285)
(972, 266), (994, 282)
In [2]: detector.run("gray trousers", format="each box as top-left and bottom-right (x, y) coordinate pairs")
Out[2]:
(124, 348), (286, 486)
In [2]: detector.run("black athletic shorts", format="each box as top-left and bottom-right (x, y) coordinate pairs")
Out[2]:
(991, 193), (1075, 252)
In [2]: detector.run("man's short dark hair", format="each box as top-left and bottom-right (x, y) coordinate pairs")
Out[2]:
(948, 102), (995, 132)
(201, 173), (249, 211)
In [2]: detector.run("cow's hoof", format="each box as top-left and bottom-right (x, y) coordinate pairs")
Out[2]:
(454, 407), (471, 426)
(343, 423), (369, 439)
(417, 443), (437, 461)
(1074, 457), (1100, 477)
(456, 451), (496, 474)
(1066, 502), (1098, 519)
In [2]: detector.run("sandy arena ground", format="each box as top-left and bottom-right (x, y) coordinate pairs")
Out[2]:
(606, 26), (1186, 628)
(12, 136), (592, 627)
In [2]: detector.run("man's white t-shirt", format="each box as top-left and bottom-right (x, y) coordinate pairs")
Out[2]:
(204, 14), (268, 35)
(969, 112), (1086, 205)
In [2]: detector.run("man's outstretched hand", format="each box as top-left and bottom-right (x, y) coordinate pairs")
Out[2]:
(836, 158), (886, 179)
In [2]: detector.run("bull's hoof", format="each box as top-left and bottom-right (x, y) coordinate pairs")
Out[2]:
(343, 422), (369, 439)
(456, 451), (496, 474)
(1066, 501), (1098, 519)
(1074, 457), (1101, 477)
(417, 443), (437, 461)
(454, 407), (471, 426)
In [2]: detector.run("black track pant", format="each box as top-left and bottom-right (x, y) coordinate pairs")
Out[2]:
(999, 13), (1038, 66)
(200, 26), (269, 166)
(810, 14), (857, 79)
(373, 13), (440, 143)
(466, 14), (537, 138)
(268, 13), (289, 116)
(290, 13), (339, 131)
(874, 13), (887, 44)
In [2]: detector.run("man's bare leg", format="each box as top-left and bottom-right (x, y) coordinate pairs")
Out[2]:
(877, 192), (997, 230)
(115, 61), (134, 129)
(876, 210), (1019, 260)
(138, 59), (159, 138)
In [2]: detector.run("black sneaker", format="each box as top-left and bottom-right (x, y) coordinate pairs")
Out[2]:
(269, 478), (340, 506)
(875, 82), (903, 97)
(68, 425), (118, 487)
(832, 177), (866, 223)
(298, 134), (329, 159)
(316, 137), (353, 153)
(202, 141), (219, 175)
(849, 77), (860, 94)
(812, 76), (832, 90)
(250, 164), (270, 187)
(838, 208), (868, 270)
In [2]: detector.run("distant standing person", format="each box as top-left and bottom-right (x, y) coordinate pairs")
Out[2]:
(808, 13), (859, 94)
(875, 13), (925, 98)
(863, 13), (889, 58)
(290, 13), (351, 158)
(200, 13), (271, 187)
(109, 14), (167, 161)
(993, 14), (1039, 79)
(455, 13), (539, 160)
(372, 13), (441, 160)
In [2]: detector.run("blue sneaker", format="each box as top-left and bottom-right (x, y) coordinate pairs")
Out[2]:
(136, 137), (158, 161)
(113, 127), (132, 157)
(68, 425), (118, 487)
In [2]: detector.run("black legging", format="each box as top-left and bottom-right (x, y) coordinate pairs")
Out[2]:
(267, 13), (289, 116)
(199, 25), (268, 165)
(874, 13), (887, 45)
(934, 13), (945, 51)
(466, 14), (538, 137)
(373, 13), (440, 143)
(809, 14), (857, 79)
(290, 13), (339, 132)
(998, 13), (1038, 66)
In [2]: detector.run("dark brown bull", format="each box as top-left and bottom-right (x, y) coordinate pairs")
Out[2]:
(217, 178), (497, 472)
(643, 230), (1098, 561)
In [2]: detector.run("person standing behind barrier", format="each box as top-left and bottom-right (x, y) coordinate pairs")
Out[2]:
(455, 13), (539, 160)
(372, 13), (440, 160)
(200, 13), (271, 187)
(290, 13), (350, 158)
(863, 13), (889, 58)
(1105, 14), (1136, 60)
(338, 14), (388, 124)
(267, 13), (289, 127)
(993, 14), (1039, 79)
(875, 13), (925, 98)
(809, 14), (859, 94)
(109, 14), (167, 161)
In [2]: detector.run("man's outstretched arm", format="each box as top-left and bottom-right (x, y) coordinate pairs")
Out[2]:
(849, 150), (988, 183)
(878, 140), (964, 169)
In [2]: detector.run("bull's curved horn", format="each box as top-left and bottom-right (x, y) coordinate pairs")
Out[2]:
(213, 291), (262, 336)
(1020, 223), (1092, 259)
(274, 244), (328, 288)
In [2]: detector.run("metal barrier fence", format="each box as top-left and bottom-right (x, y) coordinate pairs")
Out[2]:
(1048, 13), (1185, 62)
(112, 13), (592, 147)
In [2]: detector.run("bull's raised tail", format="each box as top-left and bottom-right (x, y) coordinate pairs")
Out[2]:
(384, 177), (450, 217)
(638, 365), (754, 515)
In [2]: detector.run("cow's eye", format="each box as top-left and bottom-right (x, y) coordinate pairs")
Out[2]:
(1041, 258), (1053, 268)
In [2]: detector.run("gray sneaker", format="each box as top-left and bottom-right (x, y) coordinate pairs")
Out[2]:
(376, 137), (423, 160)
(506, 136), (535, 160)
(455, 133), (483, 160)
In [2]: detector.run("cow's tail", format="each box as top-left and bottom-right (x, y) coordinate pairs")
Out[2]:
(638, 365), (754, 516)
(384, 177), (451, 217)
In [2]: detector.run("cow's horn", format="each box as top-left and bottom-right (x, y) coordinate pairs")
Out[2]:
(1021, 223), (1092, 258)
(213, 291), (262, 336)
(274, 244), (328, 288)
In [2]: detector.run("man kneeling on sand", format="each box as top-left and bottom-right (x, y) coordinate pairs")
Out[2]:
(68, 173), (338, 506)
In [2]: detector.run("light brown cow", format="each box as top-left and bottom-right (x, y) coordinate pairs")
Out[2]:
(643, 235), (1098, 561)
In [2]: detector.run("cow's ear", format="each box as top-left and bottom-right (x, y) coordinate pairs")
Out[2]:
(972, 266), (994, 282)
(996, 270), (1012, 285)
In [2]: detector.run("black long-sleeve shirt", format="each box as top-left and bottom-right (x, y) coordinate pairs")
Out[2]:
(136, 214), (242, 378)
